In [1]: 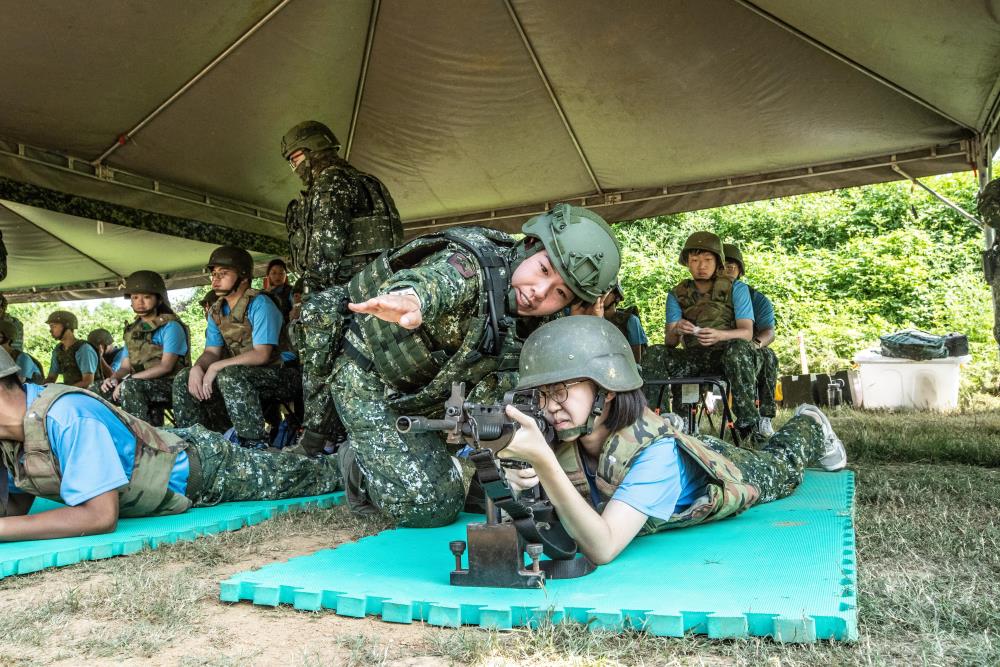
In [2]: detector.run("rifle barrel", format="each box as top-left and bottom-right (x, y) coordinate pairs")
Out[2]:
(395, 416), (458, 434)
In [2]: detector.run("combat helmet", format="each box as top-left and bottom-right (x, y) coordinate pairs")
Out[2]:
(722, 243), (744, 276)
(516, 315), (642, 440)
(207, 246), (254, 280)
(124, 270), (170, 306)
(281, 121), (340, 160)
(679, 231), (724, 267)
(978, 178), (1000, 231)
(0, 346), (18, 379)
(87, 328), (114, 350)
(521, 204), (621, 303)
(46, 310), (78, 330)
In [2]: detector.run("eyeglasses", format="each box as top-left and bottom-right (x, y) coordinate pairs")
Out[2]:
(537, 380), (587, 409)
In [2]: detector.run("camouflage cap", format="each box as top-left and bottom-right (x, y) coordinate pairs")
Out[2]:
(516, 315), (643, 392)
(0, 345), (18, 379)
(679, 231), (724, 266)
(521, 204), (621, 303)
(978, 178), (1000, 231)
(46, 310), (78, 330)
(281, 121), (340, 159)
(723, 243), (745, 274)
(87, 328), (114, 349)
(207, 245), (254, 280)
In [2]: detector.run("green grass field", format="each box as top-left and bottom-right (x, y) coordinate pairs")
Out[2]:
(1, 407), (998, 666)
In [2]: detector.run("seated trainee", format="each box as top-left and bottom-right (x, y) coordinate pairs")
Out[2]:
(499, 316), (847, 565)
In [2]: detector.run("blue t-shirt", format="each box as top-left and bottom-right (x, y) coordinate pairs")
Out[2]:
(625, 314), (648, 347)
(110, 347), (127, 372)
(8, 384), (189, 506)
(15, 352), (42, 380)
(609, 437), (708, 520)
(206, 294), (282, 349)
(747, 285), (776, 332)
(49, 342), (99, 377)
(665, 280), (753, 324)
(122, 320), (190, 360)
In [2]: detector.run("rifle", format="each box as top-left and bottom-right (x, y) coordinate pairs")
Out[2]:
(397, 382), (596, 588)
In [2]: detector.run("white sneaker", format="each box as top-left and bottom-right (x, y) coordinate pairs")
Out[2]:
(758, 417), (775, 437)
(793, 404), (847, 471)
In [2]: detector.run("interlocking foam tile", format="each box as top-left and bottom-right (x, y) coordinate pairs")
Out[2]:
(221, 471), (856, 643)
(0, 493), (343, 580)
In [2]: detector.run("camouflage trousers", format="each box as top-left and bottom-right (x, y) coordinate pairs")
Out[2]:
(699, 414), (824, 503)
(171, 365), (302, 441)
(290, 287), (348, 442)
(756, 347), (779, 419)
(641, 341), (760, 428)
(330, 355), (464, 528)
(169, 424), (342, 506)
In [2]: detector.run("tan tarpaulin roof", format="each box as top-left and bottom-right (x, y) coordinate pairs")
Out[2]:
(1, 0), (999, 299)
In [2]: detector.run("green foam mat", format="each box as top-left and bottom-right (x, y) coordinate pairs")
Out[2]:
(0, 493), (344, 580)
(221, 471), (856, 643)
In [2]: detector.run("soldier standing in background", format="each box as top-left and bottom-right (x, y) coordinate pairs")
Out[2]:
(44, 310), (98, 388)
(280, 120), (404, 456)
(978, 178), (1000, 361)
(0, 294), (23, 352)
(723, 244), (779, 437)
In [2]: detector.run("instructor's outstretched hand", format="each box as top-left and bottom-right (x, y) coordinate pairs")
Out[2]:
(349, 293), (423, 329)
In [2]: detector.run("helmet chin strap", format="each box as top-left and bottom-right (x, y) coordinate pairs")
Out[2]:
(555, 390), (607, 442)
(214, 275), (247, 298)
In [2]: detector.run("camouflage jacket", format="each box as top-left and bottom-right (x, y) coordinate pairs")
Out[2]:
(124, 314), (192, 376)
(554, 407), (760, 535)
(672, 276), (735, 348)
(0, 385), (192, 517)
(285, 156), (403, 292)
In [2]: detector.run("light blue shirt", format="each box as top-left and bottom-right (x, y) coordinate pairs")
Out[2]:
(8, 384), (189, 506)
(665, 280), (753, 324)
(611, 437), (708, 519)
(747, 284), (776, 332)
(206, 294), (282, 349)
(110, 347), (127, 372)
(49, 342), (99, 377)
(15, 352), (42, 380)
(625, 314), (648, 346)
(122, 320), (189, 359)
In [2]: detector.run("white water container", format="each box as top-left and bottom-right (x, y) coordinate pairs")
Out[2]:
(852, 348), (971, 411)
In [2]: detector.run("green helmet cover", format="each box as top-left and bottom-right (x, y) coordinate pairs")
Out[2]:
(46, 310), (78, 330)
(124, 270), (169, 304)
(521, 203), (621, 303)
(722, 243), (744, 274)
(516, 315), (643, 392)
(207, 246), (254, 280)
(87, 328), (114, 349)
(679, 231), (724, 267)
(0, 346), (18, 379)
(281, 121), (340, 159)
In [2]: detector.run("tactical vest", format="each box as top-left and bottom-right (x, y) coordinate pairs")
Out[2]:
(0, 385), (192, 517)
(124, 314), (192, 376)
(208, 289), (291, 366)
(671, 276), (736, 348)
(53, 340), (91, 385)
(347, 226), (522, 414)
(287, 162), (404, 289)
(554, 408), (760, 535)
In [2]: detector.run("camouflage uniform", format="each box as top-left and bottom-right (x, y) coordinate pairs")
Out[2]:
(756, 346), (780, 418)
(174, 424), (342, 506)
(0, 313), (23, 351)
(172, 364), (302, 442)
(285, 151), (403, 446)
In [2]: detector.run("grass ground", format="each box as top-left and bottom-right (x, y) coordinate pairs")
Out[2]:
(1, 407), (998, 666)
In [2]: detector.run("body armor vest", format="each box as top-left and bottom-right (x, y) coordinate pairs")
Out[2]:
(347, 227), (523, 414)
(208, 289), (291, 366)
(286, 160), (404, 290)
(672, 276), (736, 348)
(0, 385), (192, 517)
(53, 340), (90, 385)
(554, 408), (760, 535)
(124, 314), (192, 376)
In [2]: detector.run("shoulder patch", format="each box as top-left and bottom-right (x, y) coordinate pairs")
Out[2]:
(447, 252), (477, 279)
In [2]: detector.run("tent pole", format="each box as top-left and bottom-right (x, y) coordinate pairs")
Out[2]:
(345, 0), (381, 161)
(503, 0), (602, 195)
(0, 202), (123, 280)
(890, 164), (983, 229)
(734, 0), (976, 134)
(91, 0), (293, 166)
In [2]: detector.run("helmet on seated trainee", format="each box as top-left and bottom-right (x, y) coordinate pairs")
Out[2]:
(516, 315), (642, 440)
(521, 204), (621, 304)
